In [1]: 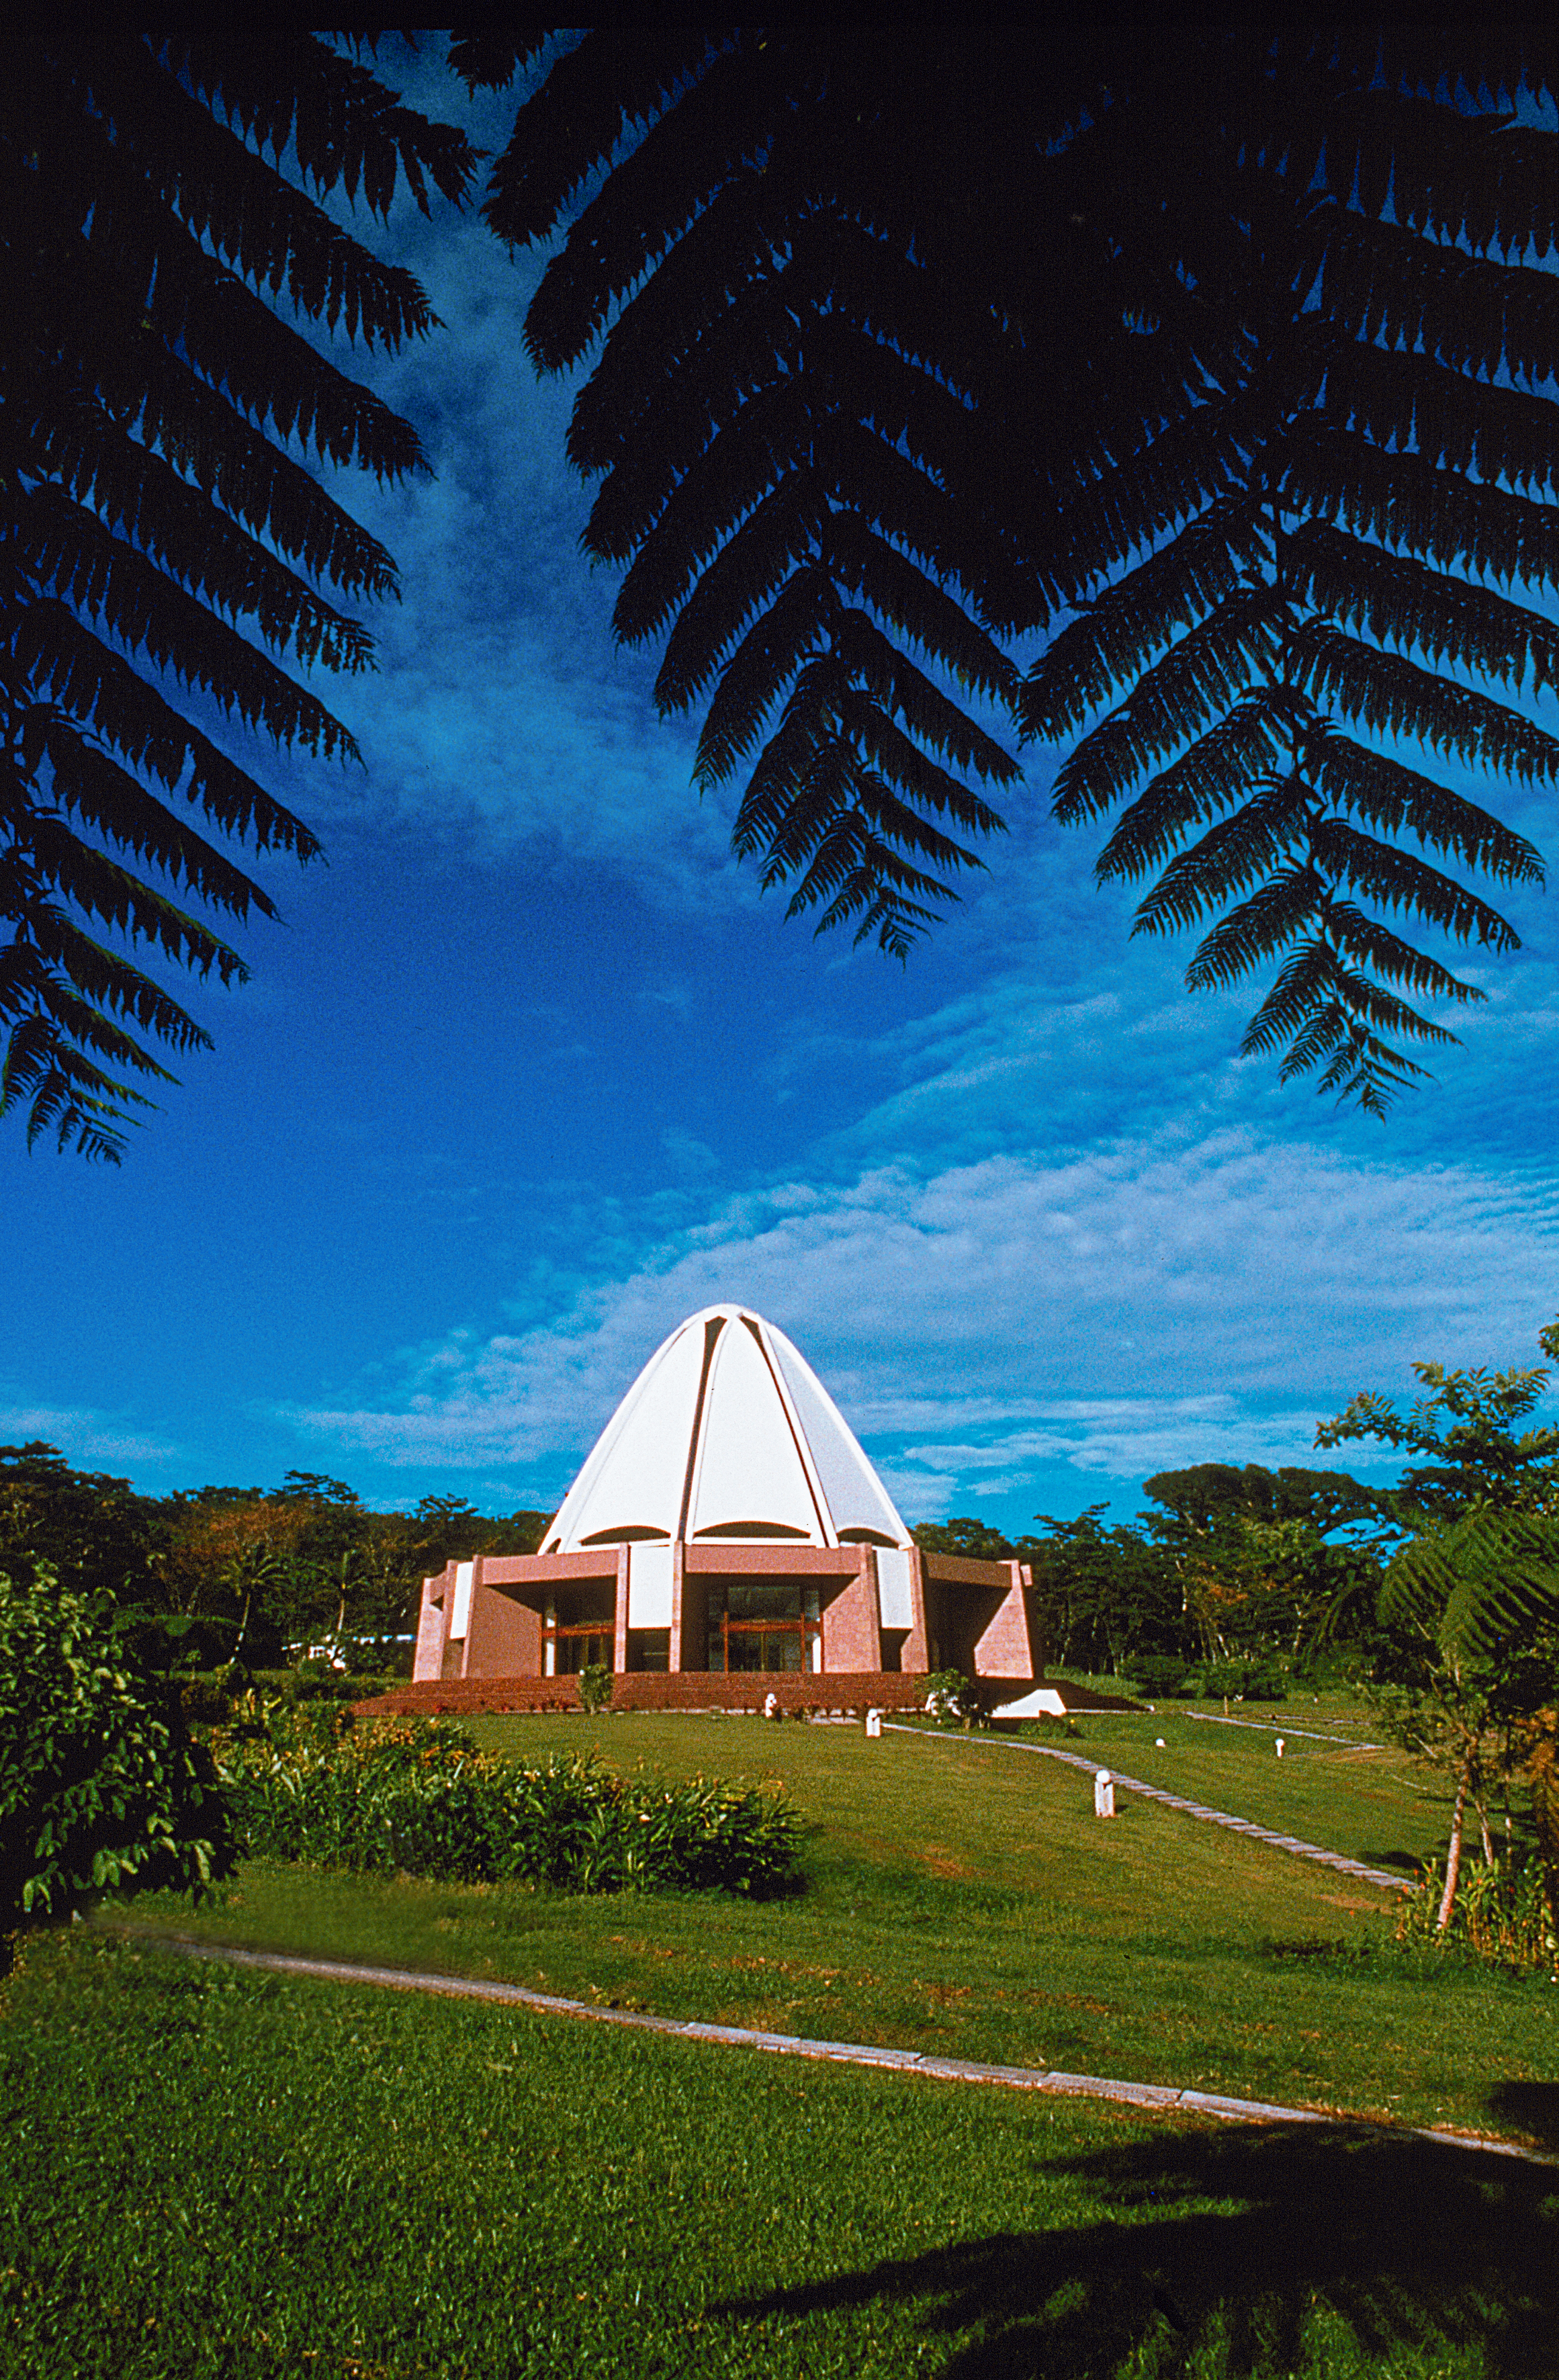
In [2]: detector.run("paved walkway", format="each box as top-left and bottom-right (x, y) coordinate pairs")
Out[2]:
(131, 1934), (1549, 2167)
(1184, 1712), (1384, 1749)
(882, 1723), (1414, 1893)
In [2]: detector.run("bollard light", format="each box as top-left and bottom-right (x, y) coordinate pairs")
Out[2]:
(1094, 1768), (1116, 1819)
(1275, 1738), (1284, 1758)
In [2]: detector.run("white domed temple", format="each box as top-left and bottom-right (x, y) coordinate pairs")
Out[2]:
(412, 1306), (1039, 1696)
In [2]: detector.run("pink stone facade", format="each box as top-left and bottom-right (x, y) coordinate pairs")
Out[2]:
(413, 1544), (1040, 1689)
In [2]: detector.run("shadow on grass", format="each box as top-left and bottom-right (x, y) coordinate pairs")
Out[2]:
(714, 2123), (1556, 2377)
(1487, 2079), (1559, 2154)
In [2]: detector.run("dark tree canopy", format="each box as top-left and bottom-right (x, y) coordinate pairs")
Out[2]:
(1, 36), (477, 1157)
(461, 26), (1558, 1111)
(1141, 1462), (1388, 1538)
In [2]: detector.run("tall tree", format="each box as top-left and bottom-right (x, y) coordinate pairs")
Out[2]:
(1318, 1321), (1559, 1936)
(2, 36), (476, 1157)
(459, 28), (1558, 1109)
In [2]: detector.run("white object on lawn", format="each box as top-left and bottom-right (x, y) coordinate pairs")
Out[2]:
(990, 1687), (1068, 1721)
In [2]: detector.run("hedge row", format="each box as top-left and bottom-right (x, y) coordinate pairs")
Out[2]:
(215, 1706), (805, 1898)
(1128, 1656), (1288, 1702)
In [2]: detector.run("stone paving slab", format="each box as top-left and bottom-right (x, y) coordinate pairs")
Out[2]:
(881, 1723), (1414, 1892)
(116, 1933), (1552, 2167)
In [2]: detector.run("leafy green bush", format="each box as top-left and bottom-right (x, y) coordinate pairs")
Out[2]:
(176, 1669), (402, 1726)
(922, 1669), (977, 1728)
(216, 1706), (803, 1896)
(576, 1661), (613, 1716)
(1200, 1660), (1288, 1703)
(0, 1569), (235, 1947)
(1127, 1655), (1199, 1698)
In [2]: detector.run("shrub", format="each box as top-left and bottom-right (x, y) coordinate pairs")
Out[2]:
(1395, 1853), (1556, 1976)
(1200, 1660), (1288, 1704)
(1127, 1655), (1198, 1698)
(922, 1669), (976, 1729)
(0, 1568), (236, 1950)
(215, 1705), (803, 1897)
(576, 1661), (613, 1716)
(175, 1669), (403, 1725)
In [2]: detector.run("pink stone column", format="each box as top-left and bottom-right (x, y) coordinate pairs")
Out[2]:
(902, 1545), (931, 1674)
(668, 1540), (688, 1672)
(614, 1546), (630, 1674)
(457, 1558), (484, 1679)
(412, 1571), (449, 1683)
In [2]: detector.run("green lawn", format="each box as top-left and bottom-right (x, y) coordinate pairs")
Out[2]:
(101, 1712), (1556, 2142)
(991, 1693), (1452, 1871)
(3, 1928), (1554, 2379)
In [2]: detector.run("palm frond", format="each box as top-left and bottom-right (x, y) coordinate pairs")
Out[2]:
(1304, 822), (1521, 952)
(1052, 588), (1286, 826)
(694, 567), (838, 786)
(1292, 625), (1559, 784)
(1384, 1512), (1559, 1663)
(3, 34), (469, 1156)
(1023, 499), (1269, 742)
(1288, 523), (1559, 697)
(1306, 730), (1543, 885)
(1282, 429), (1559, 595)
(1130, 775), (1313, 935)
(1094, 691), (1302, 881)
(490, 26), (1559, 1104)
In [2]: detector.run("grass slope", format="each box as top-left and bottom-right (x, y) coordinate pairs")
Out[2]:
(3, 1929), (1555, 2379)
(105, 1714), (1556, 2141)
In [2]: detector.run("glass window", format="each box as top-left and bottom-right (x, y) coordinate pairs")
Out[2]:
(707, 1579), (816, 1673)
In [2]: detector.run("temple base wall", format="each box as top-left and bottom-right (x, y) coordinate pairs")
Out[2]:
(412, 1546), (1034, 1688)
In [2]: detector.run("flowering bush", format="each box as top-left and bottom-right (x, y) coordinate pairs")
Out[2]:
(214, 1704), (803, 1897)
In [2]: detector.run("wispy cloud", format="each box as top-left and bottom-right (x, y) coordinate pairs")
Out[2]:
(0, 1404), (184, 1470)
(280, 1124), (1559, 1515)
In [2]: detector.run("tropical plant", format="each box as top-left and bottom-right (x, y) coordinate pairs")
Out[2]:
(575, 1660), (613, 1716)
(458, 28), (1558, 1108)
(0, 1564), (234, 1957)
(2, 36), (476, 1157)
(1141, 1464), (1388, 1659)
(1317, 1319), (1559, 1936)
(217, 1705), (804, 1896)
(1026, 1506), (1189, 1677)
(922, 1668), (975, 1729)
(0, 1438), (160, 1602)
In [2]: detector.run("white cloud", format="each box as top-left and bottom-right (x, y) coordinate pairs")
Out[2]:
(0, 1405), (183, 1469)
(281, 1123), (1559, 1508)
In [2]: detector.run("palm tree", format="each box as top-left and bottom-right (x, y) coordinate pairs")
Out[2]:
(2, 36), (476, 1156)
(459, 27), (1558, 1108)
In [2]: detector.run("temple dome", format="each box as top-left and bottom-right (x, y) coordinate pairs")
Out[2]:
(541, 1306), (910, 1554)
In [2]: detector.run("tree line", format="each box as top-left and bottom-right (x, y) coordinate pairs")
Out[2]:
(0, 1442), (549, 1672)
(915, 1459), (1392, 1690)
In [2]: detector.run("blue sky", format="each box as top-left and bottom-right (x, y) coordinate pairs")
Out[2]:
(7, 39), (1558, 1532)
